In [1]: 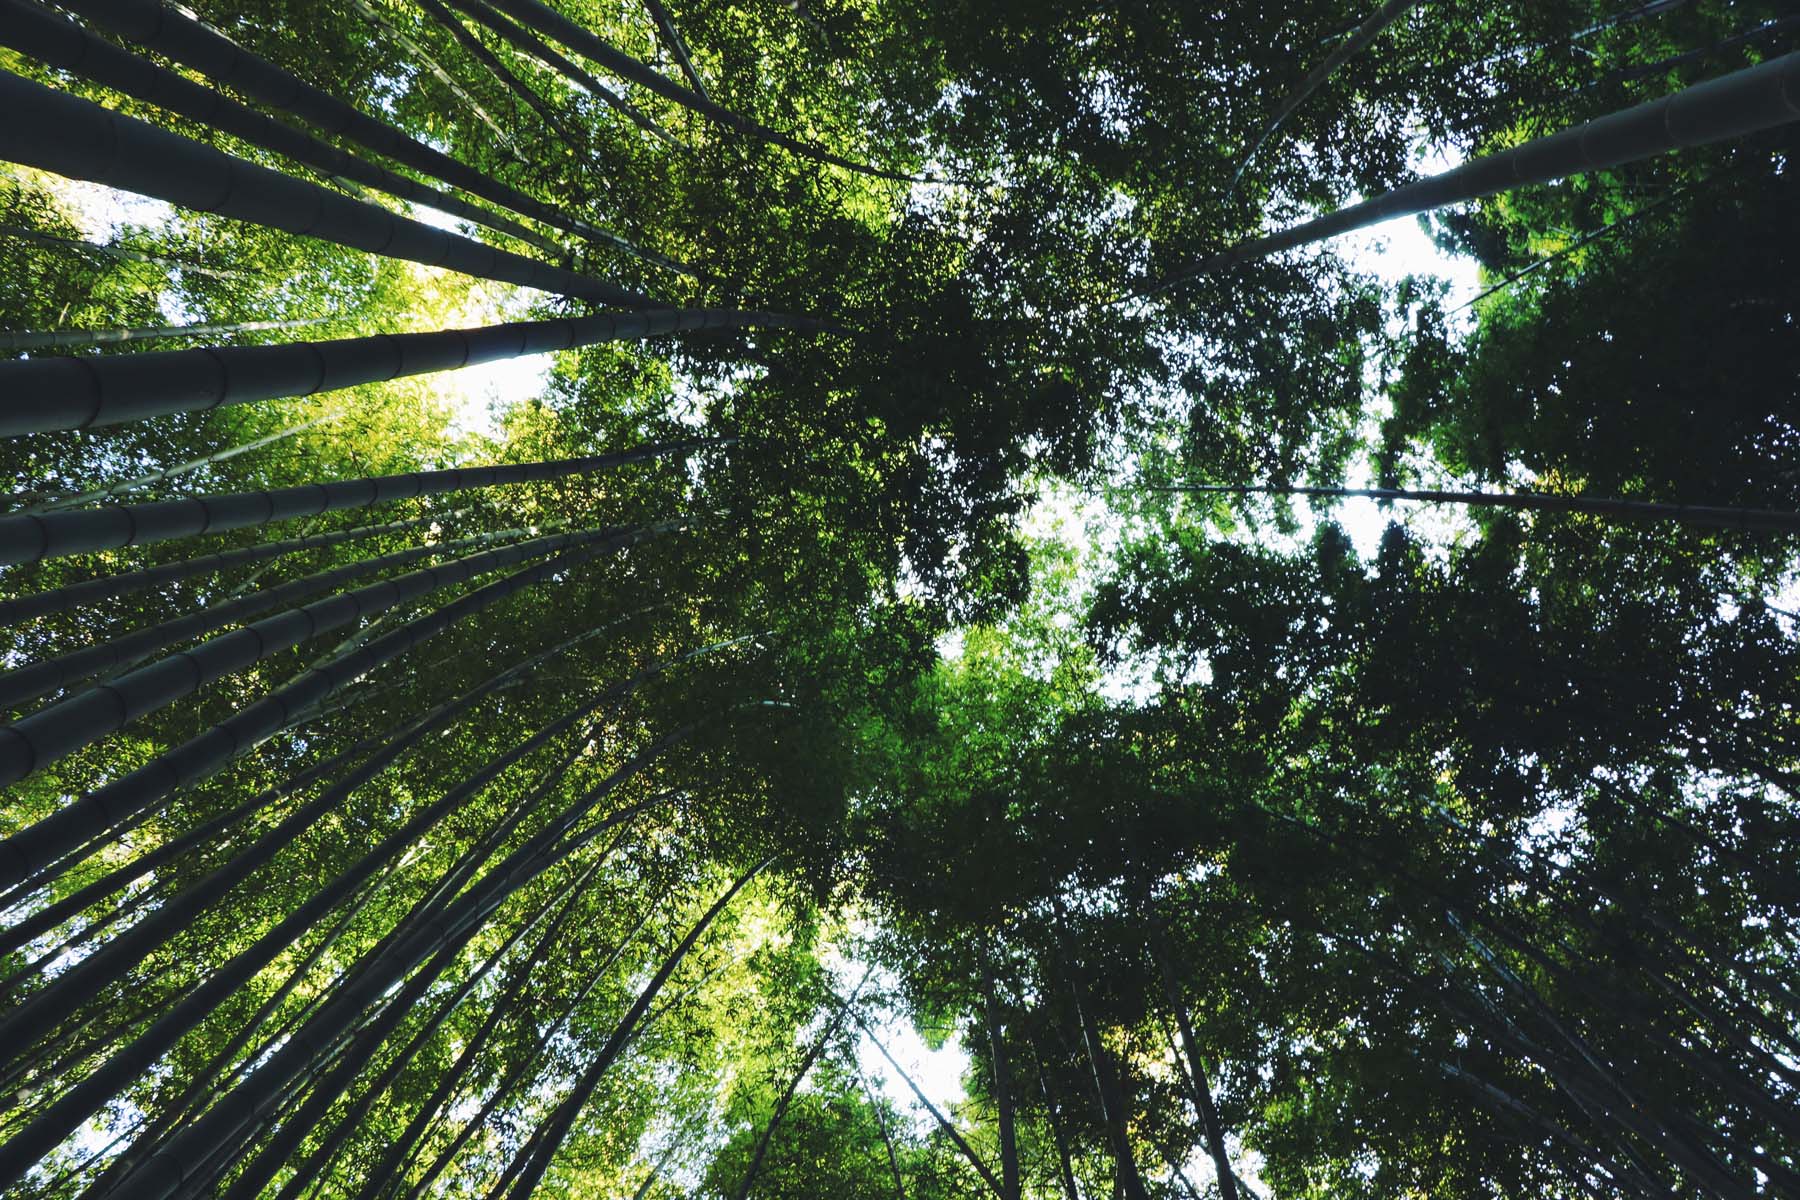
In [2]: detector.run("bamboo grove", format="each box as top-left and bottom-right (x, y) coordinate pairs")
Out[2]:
(0, 1), (1796, 1198)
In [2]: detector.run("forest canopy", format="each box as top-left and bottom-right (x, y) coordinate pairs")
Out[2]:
(0, 1), (1797, 1198)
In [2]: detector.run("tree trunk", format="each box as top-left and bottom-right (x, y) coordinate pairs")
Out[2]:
(854, 1061), (909, 1200)
(644, 0), (709, 101)
(982, 965), (1021, 1200)
(412, 0), (587, 153)
(480, 0), (940, 183)
(0, 69), (643, 305)
(54, 0), (628, 250)
(0, 527), (614, 788)
(0, 525), (530, 711)
(0, 514), (440, 626)
(0, 690), (611, 1185)
(0, 0), (560, 257)
(0, 526), (659, 893)
(856, 1011), (1008, 1200)
(341, 0), (521, 157)
(493, 857), (773, 1199)
(1062, 966), (1151, 1200)
(0, 444), (698, 567)
(0, 316), (335, 353)
(23, 411), (337, 515)
(732, 976), (867, 1200)
(440, 0), (677, 148)
(1153, 951), (1237, 1200)
(0, 307), (817, 436)
(1156, 482), (1800, 534)
(100, 731), (690, 1200)
(1162, 50), (1800, 282)
(1229, 0), (1424, 192)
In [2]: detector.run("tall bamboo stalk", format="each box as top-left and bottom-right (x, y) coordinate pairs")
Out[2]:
(1160, 51), (1800, 284)
(1153, 482), (1800, 532)
(0, 442), (699, 565)
(0, 0), (564, 257)
(0, 308), (815, 436)
(0, 68), (643, 304)
(56, 0), (633, 250)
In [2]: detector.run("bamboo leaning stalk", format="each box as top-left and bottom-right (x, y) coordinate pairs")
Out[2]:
(480, 0), (943, 184)
(0, 315), (336, 353)
(0, 440), (704, 565)
(854, 1010), (1009, 1200)
(0, 514), (443, 625)
(0, 694), (628, 1190)
(495, 856), (774, 1199)
(1227, 0), (1424, 195)
(443, 0), (678, 146)
(0, 0), (563, 258)
(0, 527), (665, 893)
(412, 0), (587, 152)
(0, 218), (254, 281)
(108, 733), (691, 1200)
(0, 527), (585, 788)
(733, 972), (871, 1200)
(0, 731), (385, 962)
(377, 873), (671, 1200)
(644, 0), (709, 101)
(1152, 483), (1800, 532)
(341, 0), (522, 157)
(0, 68), (645, 305)
(0, 308), (817, 437)
(23, 412), (338, 515)
(54, 0), (633, 251)
(0, 526), (534, 711)
(219, 843), (611, 1200)
(1159, 50), (1800, 285)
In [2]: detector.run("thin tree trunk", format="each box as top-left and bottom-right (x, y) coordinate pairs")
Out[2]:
(388, 877), (666, 1200)
(0, 218), (255, 281)
(0, 526), (616, 788)
(1160, 50), (1800, 283)
(0, 69), (642, 305)
(0, 306), (818, 436)
(22, 411), (337, 515)
(1228, 0), (1425, 193)
(493, 857), (773, 1199)
(101, 731), (690, 1200)
(1152, 950), (1237, 1200)
(54, 0), (625, 250)
(853, 1061), (909, 1200)
(1154, 482), (1800, 533)
(1573, 15), (1800, 96)
(0, 514), (441, 626)
(0, 692), (610, 1184)
(733, 971), (872, 1200)
(411, 0), (587, 151)
(982, 965), (1021, 1200)
(0, 525), (661, 894)
(0, 316), (335, 353)
(0, 728), (384, 961)
(480, 0), (942, 183)
(0, 0), (561, 257)
(855, 1011), (1008, 1200)
(1061, 964), (1151, 1200)
(0, 525), (531, 711)
(340, 0), (521, 156)
(643, 0), (709, 101)
(243, 857), (607, 1200)
(441, 0), (678, 147)
(0, 442), (698, 567)
(1029, 1039), (1082, 1200)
